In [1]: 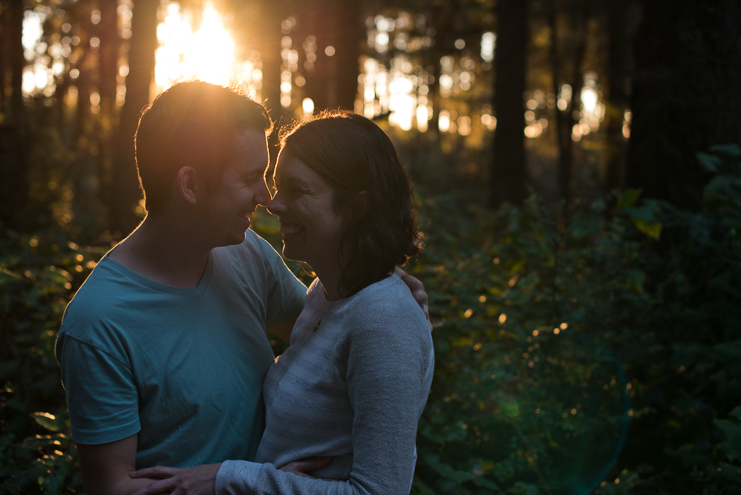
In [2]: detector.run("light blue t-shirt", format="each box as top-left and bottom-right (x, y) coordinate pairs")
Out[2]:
(55, 230), (306, 468)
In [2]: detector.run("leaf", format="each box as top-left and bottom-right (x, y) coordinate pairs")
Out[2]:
(618, 189), (641, 209)
(697, 152), (722, 173)
(625, 269), (646, 294)
(422, 454), (504, 492)
(714, 418), (741, 462)
(730, 407), (741, 422)
(712, 341), (741, 362)
(631, 218), (662, 240)
(709, 144), (741, 157)
(31, 412), (64, 432)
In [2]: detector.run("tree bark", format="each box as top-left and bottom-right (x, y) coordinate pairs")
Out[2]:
(490, 0), (529, 207)
(0, 2), (7, 118)
(625, 0), (741, 207)
(110, 0), (158, 235)
(0, 0), (28, 229)
(548, 0), (587, 208)
(602, 2), (631, 191)
(332, 0), (361, 111)
(97, 0), (120, 210)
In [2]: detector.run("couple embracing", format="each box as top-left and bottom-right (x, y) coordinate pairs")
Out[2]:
(56, 81), (434, 494)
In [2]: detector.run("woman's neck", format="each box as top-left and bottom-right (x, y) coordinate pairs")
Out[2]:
(310, 259), (346, 301)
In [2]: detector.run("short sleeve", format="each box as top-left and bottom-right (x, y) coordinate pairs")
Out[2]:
(56, 334), (140, 445)
(253, 233), (307, 326)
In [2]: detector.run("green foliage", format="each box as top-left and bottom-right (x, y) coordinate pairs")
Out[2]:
(0, 230), (102, 493)
(1, 147), (740, 494)
(408, 146), (741, 494)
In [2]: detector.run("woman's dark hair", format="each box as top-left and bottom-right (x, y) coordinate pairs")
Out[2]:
(280, 110), (421, 296)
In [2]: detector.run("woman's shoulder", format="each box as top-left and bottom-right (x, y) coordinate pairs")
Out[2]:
(341, 274), (429, 339)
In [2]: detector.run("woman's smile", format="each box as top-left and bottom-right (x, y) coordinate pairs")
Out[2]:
(279, 223), (305, 237)
(268, 151), (346, 273)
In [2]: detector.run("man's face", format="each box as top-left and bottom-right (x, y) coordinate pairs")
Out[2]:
(200, 129), (270, 248)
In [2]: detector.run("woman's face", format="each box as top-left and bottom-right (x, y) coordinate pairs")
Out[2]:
(268, 150), (346, 271)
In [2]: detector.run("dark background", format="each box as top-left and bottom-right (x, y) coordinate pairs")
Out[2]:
(1, 0), (740, 493)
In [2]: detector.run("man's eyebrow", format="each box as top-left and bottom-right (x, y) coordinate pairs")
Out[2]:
(244, 168), (264, 179)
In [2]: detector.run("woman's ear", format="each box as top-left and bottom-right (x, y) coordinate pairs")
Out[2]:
(175, 166), (198, 205)
(355, 191), (369, 219)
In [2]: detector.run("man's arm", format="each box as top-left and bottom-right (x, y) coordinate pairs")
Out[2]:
(77, 434), (158, 495)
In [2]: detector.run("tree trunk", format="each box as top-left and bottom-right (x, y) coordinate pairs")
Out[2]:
(490, 0), (529, 207)
(302, 4), (330, 111)
(560, 12), (587, 206)
(110, 0), (158, 235)
(332, 0), (361, 111)
(548, 0), (587, 208)
(602, 2), (631, 191)
(97, 0), (120, 211)
(0, 2), (7, 118)
(625, 0), (741, 207)
(0, 0), (28, 229)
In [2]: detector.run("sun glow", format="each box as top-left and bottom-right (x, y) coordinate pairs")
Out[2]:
(155, 2), (237, 91)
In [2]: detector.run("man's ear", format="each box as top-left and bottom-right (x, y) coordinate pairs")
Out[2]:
(175, 166), (198, 205)
(355, 191), (369, 218)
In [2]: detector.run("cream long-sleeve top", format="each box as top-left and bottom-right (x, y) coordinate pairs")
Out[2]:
(215, 272), (435, 495)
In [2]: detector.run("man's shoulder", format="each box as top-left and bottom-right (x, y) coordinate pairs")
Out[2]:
(216, 229), (297, 286)
(221, 229), (271, 255)
(59, 259), (143, 337)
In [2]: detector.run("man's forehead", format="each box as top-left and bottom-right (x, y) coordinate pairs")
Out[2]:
(230, 129), (269, 172)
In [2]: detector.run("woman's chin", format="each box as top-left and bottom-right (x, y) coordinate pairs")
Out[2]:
(281, 244), (303, 264)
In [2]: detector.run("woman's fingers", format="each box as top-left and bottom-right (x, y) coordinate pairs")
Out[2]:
(130, 465), (180, 479)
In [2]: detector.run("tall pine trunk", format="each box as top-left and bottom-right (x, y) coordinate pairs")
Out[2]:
(0, 0), (28, 229)
(548, 0), (587, 208)
(490, 0), (529, 207)
(625, 0), (741, 207)
(332, 0), (361, 111)
(98, 0), (120, 210)
(602, 2), (631, 191)
(110, 0), (158, 235)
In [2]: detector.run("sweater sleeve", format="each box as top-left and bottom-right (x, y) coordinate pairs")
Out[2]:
(214, 297), (433, 495)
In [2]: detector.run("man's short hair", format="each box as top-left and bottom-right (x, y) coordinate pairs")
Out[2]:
(135, 81), (273, 214)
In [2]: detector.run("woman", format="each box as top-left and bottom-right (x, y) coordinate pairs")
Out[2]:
(131, 111), (434, 495)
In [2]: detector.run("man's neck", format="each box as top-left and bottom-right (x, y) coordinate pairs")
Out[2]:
(108, 215), (213, 288)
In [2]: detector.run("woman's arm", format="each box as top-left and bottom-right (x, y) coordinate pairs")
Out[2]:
(131, 301), (432, 495)
(216, 302), (432, 495)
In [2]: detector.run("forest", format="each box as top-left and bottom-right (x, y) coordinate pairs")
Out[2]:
(1, 0), (740, 493)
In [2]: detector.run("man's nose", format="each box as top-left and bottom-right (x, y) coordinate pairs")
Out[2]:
(267, 191), (285, 215)
(255, 181), (271, 207)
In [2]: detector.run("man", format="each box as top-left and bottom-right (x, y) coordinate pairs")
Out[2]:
(55, 82), (429, 494)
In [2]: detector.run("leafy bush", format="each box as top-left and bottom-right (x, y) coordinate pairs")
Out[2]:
(1, 146), (739, 494)
(0, 230), (106, 493)
(409, 145), (741, 494)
